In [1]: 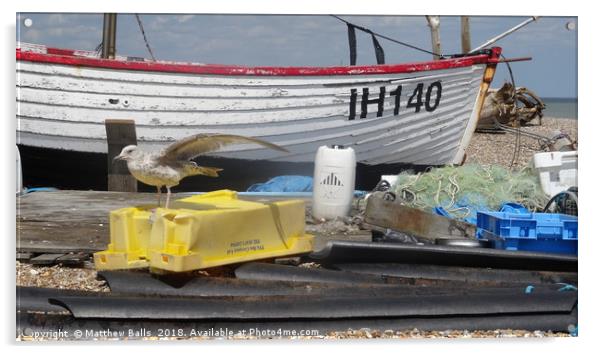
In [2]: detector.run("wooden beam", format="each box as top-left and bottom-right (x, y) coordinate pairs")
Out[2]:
(495, 57), (532, 63)
(461, 16), (471, 54)
(105, 119), (137, 192)
(471, 16), (540, 53)
(364, 193), (476, 241)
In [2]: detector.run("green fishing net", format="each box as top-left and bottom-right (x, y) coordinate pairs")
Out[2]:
(392, 164), (548, 219)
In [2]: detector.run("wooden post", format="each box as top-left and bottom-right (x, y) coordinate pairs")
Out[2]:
(425, 16), (441, 60)
(461, 16), (471, 54)
(102, 13), (117, 59)
(105, 119), (137, 192)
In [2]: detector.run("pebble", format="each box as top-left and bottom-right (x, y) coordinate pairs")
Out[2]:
(465, 117), (577, 169)
(16, 261), (108, 292)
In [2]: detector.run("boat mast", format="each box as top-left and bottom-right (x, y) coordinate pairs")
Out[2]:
(101, 13), (117, 59)
(461, 16), (471, 54)
(425, 16), (441, 60)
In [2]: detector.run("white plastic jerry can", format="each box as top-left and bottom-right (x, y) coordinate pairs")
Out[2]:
(312, 145), (356, 220)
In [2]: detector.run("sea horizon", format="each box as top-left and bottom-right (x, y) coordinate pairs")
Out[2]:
(540, 97), (577, 120)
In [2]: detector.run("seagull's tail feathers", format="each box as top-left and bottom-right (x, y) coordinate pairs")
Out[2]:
(187, 165), (223, 178)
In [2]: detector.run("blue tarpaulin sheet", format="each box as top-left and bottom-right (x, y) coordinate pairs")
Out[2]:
(247, 175), (366, 197)
(247, 175), (314, 193)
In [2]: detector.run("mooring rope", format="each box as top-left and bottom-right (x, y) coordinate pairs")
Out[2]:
(94, 42), (103, 55)
(330, 15), (444, 58)
(135, 14), (157, 61)
(500, 53), (522, 168)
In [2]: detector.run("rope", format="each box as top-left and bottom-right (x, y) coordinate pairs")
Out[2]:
(552, 282), (578, 336)
(331, 15), (444, 58)
(542, 190), (579, 213)
(486, 54), (553, 166)
(524, 283), (577, 294)
(94, 42), (103, 55)
(556, 283), (578, 292)
(392, 164), (549, 219)
(493, 121), (552, 143)
(135, 14), (156, 61)
(501, 54), (521, 168)
(24, 187), (59, 194)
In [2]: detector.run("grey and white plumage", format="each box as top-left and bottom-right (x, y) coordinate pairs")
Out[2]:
(114, 133), (288, 208)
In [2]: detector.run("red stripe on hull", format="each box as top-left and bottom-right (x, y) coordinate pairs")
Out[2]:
(16, 47), (501, 77)
(46, 48), (75, 56)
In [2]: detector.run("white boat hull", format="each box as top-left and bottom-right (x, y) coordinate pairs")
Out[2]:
(17, 43), (499, 165)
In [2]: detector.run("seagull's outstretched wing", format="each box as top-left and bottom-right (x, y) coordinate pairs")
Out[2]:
(160, 134), (288, 162)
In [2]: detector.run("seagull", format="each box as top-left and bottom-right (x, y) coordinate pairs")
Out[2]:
(113, 134), (288, 208)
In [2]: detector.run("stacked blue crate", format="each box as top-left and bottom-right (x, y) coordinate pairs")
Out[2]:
(476, 211), (578, 255)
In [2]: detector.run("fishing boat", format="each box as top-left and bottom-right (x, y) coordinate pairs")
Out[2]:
(16, 41), (501, 190)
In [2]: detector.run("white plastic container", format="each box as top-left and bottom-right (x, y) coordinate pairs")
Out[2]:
(532, 151), (577, 197)
(312, 145), (356, 220)
(380, 175), (399, 187)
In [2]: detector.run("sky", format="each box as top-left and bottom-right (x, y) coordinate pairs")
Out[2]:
(16, 13), (577, 98)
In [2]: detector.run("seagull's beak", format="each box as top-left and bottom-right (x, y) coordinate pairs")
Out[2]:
(113, 154), (126, 163)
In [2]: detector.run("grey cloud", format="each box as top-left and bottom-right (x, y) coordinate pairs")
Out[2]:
(176, 15), (195, 23)
(47, 14), (67, 25)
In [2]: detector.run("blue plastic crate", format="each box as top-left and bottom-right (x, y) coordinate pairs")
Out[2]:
(476, 211), (578, 255)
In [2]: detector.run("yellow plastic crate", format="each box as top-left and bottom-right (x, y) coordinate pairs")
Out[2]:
(94, 190), (314, 272)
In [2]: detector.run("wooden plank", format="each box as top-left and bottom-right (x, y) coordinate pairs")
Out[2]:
(16, 189), (350, 255)
(15, 190), (309, 254)
(56, 253), (90, 266)
(16, 252), (33, 261)
(311, 232), (372, 252)
(364, 193), (476, 241)
(29, 253), (66, 265)
(105, 119), (137, 192)
(17, 222), (108, 253)
(16, 190), (190, 253)
(22, 252), (88, 266)
(17, 190), (193, 221)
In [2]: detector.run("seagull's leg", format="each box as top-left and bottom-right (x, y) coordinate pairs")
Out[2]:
(149, 186), (162, 223)
(156, 186), (162, 206)
(165, 186), (172, 209)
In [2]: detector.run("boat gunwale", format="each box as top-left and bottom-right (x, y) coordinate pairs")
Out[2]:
(17, 43), (500, 77)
